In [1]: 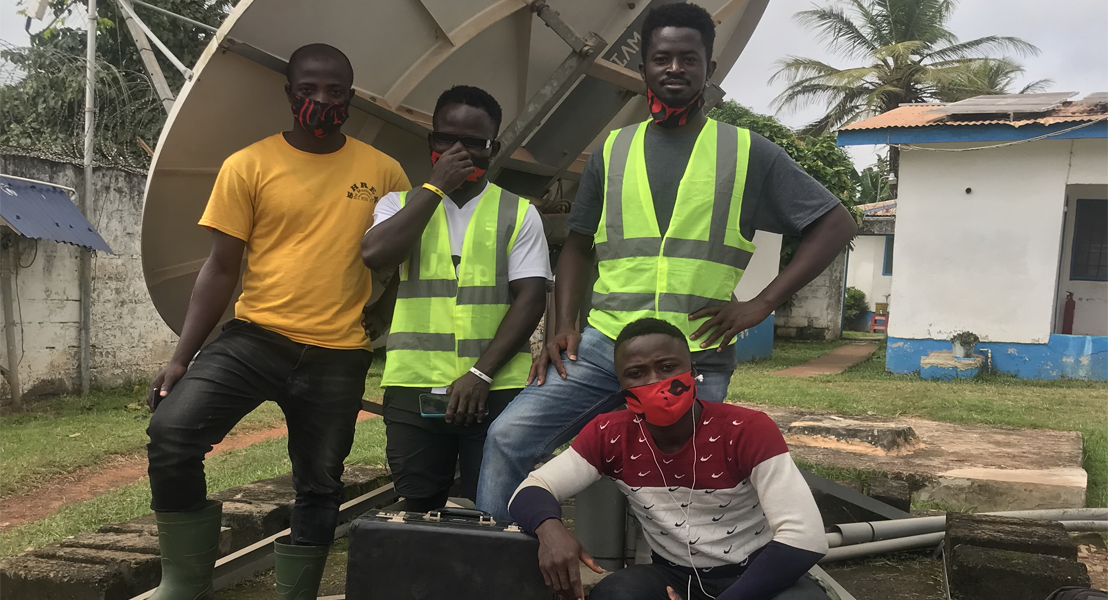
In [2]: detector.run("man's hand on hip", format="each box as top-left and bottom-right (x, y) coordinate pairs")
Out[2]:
(688, 298), (774, 351)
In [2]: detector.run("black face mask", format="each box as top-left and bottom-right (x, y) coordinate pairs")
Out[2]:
(290, 94), (349, 138)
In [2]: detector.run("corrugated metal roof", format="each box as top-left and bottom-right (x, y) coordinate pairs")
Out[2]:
(858, 200), (896, 216)
(840, 95), (1108, 131)
(0, 176), (112, 253)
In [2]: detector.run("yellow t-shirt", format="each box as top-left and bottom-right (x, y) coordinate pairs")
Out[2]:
(199, 133), (411, 349)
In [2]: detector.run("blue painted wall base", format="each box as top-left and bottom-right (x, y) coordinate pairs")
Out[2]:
(888, 334), (1108, 380)
(733, 314), (774, 363)
(919, 352), (984, 381)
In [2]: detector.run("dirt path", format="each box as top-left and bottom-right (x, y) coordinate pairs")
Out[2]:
(773, 342), (879, 377)
(0, 412), (376, 532)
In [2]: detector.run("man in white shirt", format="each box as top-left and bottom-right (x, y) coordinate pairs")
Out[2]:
(362, 85), (551, 511)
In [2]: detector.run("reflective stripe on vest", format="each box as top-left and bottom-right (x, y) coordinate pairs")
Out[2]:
(589, 120), (755, 350)
(381, 184), (532, 389)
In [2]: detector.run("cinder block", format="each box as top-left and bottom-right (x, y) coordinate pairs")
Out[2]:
(0, 555), (130, 600)
(945, 513), (1078, 560)
(948, 545), (1089, 600)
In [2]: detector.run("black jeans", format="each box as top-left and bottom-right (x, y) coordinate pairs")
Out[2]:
(382, 386), (518, 511)
(588, 563), (830, 600)
(147, 320), (370, 545)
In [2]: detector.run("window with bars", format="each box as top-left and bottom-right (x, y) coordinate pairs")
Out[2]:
(1070, 198), (1108, 281)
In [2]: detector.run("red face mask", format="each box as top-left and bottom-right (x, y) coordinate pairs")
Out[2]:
(646, 87), (705, 128)
(430, 151), (488, 182)
(622, 370), (698, 427)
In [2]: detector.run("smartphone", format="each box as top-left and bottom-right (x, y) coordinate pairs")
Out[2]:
(418, 393), (491, 419)
(418, 393), (451, 418)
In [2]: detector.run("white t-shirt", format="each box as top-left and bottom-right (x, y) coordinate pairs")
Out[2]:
(370, 183), (552, 281)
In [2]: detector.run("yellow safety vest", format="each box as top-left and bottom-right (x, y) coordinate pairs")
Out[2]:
(382, 184), (532, 389)
(590, 119), (756, 351)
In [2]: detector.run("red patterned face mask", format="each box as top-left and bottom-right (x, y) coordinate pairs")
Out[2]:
(646, 87), (705, 128)
(290, 94), (349, 138)
(623, 370), (698, 426)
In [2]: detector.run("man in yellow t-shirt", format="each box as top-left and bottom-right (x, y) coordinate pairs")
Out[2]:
(144, 44), (409, 600)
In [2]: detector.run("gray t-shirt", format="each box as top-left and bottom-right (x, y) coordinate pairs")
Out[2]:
(566, 123), (842, 240)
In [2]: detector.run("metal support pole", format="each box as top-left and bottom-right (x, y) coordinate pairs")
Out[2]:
(574, 476), (627, 572)
(80, 0), (96, 396)
(112, 0), (192, 78)
(1, 232), (22, 409)
(131, 0), (217, 33)
(116, 0), (174, 113)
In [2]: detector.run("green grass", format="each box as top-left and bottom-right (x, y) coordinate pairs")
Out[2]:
(0, 386), (285, 499)
(728, 340), (1108, 507)
(0, 417), (388, 558)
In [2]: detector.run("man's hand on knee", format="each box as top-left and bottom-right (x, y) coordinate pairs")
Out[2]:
(535, 518), (603, 599)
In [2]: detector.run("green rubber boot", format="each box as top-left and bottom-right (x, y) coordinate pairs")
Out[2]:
(150, 500), (222, 600)
(274, 536), (330, 600)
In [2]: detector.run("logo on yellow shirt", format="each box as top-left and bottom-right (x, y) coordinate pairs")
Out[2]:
(347, 182), (378, 202)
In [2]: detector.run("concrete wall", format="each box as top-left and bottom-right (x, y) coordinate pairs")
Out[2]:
(774, 248), (847, 341)
(846, 235), (893, 308)
(890, 138), (1107, 344)
(0, 155), (177, 399)
(1054, 184), (1108, 337)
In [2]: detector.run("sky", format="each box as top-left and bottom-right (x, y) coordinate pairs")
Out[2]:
(3, 0), (1107, 167)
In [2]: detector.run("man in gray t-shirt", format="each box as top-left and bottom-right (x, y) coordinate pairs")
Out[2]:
(477, 3), (857, 543)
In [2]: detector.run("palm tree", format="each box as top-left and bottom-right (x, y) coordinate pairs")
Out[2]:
(771, 0), (1043, 135)
(934, 58), (1052, 103)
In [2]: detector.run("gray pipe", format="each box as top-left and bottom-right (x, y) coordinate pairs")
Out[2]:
(1063, 520), (1108, 532)
(826, 508), (1106, 548)
(820, 532), (946, 563)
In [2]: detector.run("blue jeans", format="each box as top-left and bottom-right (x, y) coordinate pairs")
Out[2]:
(476, 326), (737, 521)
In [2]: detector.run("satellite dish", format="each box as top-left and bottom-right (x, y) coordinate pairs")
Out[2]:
(140, 0), (769, 343)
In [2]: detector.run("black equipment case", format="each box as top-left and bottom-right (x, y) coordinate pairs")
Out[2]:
(346, 507), (553, 599)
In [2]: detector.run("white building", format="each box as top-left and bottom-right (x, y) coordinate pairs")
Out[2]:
(838, 93), (1108, 380)
(845, 200), (895, 329)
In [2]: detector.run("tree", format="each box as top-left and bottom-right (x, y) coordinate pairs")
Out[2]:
(708, 101), (859, 267)
(1, 0), (229, 168)
(770, 0), (1043, 135)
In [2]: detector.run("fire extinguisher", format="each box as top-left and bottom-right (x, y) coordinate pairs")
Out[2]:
(1062, 291), (1076, 335)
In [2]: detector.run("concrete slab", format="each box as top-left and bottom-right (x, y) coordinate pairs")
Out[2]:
(739, 402), (1087, 511)
(785, 416), (921, 455)
(29, 547), (160, 592)
(0, 555), (131, 600)
(948, 545), (1090, 600)
(773, 342), (878, 377)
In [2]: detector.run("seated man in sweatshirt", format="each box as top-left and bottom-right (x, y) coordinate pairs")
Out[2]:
(508, 318), (829, 600)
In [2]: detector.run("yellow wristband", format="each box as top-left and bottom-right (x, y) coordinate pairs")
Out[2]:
(422, 182), (446, 199)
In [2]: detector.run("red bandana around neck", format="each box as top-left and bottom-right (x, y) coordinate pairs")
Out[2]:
(646, 87), (705, 128)
(622, 370), (698, 427)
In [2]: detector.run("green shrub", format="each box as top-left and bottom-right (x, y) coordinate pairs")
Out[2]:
(843, 287), (869, 324)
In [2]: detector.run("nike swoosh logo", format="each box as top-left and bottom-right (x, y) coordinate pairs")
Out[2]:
(756, 526), (766, 535)
(690, 549), (699, 556)
(605, 456), (615, 463)
(681, 502), (689, 508)
(630, 487), (641, 492)
(689, 537), (700, 545)
(709, 435), (721, 442)
(643, 504), (654, 510)
(700, 455), (712, 461)
(674, 473), (685, 479)
(599, 421), (610, 429)
(712, 472), (724, 478)
(712, 514), (725, 522)
(662, 458), (674, 464)
(659, 530), (669, 536)
(638, 471), (650, 477)
(609, 435), (620, 443)
(669, 486), (680, 492)
(702, 418), (713, 425)
(719, 500), (732, 508)
(751, 502), (760, 510)
(646, 515), (654, 520)
(638, 436), (647, 443)
(703, 489), (717, 494)
(675, 520), (686, 527)
(724, 544), (733, 554)
(732, 420), (744, 426)
(614, 468), (622, 474)
(727, 526), (739, 535)
(631, 454), (642, 460)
